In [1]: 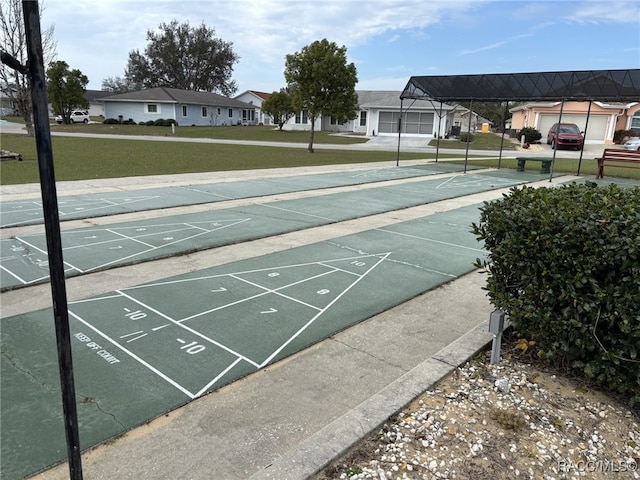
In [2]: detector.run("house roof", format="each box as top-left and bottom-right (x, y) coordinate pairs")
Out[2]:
(401, 69), (640, 102)
(102, 87), (254, 108)
(356, 90), (452, 111)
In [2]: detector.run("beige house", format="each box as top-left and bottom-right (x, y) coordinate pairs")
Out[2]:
(510, 101), (640, 144)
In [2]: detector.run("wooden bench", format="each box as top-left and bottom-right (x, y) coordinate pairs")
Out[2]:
(596, 148), (640, 179)
(515, 157), (553, 174)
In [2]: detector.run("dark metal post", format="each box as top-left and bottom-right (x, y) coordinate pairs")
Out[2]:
(22, 1), (84, 478)
(463, 100), (473, 173)
(577, 100), (592, 176)
(498, 101), (509, 169)
(435, 102), (443, 163)
(396, 99), (403, 166)
(548, 99), (565, 182)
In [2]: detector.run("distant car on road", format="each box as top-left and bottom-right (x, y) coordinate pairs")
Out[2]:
(546, 123), (584, 150)
(623, 137), (640, 151)
(55, 110), (89, 124)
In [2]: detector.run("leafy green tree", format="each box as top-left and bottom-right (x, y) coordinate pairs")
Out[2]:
(46, 60), (89, 124)
(124, 20), (238, 95)
(261, 88), (296, 130)
(284, 39), (358, 152)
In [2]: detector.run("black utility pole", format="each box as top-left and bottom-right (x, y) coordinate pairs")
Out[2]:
(21, 1), (84, 478)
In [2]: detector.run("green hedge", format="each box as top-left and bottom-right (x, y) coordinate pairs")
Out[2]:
(473, 182), (640, 406)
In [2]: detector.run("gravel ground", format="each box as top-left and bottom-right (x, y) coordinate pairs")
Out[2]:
(315, 333), (640, 480)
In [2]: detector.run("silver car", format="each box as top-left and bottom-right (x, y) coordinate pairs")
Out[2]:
(56, 110), (90, 124)
(623, 137), (640, 151)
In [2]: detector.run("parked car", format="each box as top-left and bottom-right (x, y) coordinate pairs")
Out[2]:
(55, 110), (90, 124)
(546, 123), (584, 150)
(623, 137), (640, 151)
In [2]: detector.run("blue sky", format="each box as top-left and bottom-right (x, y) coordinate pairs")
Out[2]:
(41, 0), (640, 94)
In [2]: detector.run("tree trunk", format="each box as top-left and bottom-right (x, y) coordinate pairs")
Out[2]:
(307, 115), (315, 153)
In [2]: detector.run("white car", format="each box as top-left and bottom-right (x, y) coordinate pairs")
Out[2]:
(55, 110), (89, 124)
(623, 137), (640, 151)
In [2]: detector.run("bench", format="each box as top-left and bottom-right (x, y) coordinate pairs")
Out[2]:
(596, 148), (640, 179)
(515, 157), (553, 174)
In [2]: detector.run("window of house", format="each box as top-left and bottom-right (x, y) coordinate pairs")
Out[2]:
(295, 110), (309, 124)
(360, 111), (367, 127)
(631, 112), (640, 134)
(182, 105), (188, 117)
(330, 116), (343, 125)
(201, 106), (208, 117)
(146, 103), (159, 114)
(228, 108), (233, 118)
(217, 107), (221, 115)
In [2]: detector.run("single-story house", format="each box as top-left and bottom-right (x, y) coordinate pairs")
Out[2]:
(234, 90), (273, 125)
(84, 90), (114, 118)
(282, 90), (455, 138)
(102, 87), (255, 126)
(510, 101), (640, 144)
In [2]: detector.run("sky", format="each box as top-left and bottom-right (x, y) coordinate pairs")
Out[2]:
(39, 0), (640, 94)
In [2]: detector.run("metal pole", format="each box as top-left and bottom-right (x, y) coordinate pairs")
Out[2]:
(396, 99), (403, 166)
(577, 100), (592, 176)
(21, 1), (84, 478)
(498, 101), (509, 169)
(435, 102), (443, 163)
(463, 100), (473, 173)
(548, 99), (565, 182)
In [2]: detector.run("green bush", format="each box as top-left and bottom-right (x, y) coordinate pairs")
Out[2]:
(103, 118), (119, 124)
(518, 127), (542, 144)
(153, 118), (166, 126)
(459, 132), (474, 143)
(473, 182), (640, 406)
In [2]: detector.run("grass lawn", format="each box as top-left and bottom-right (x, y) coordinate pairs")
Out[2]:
(0, 133), (450, 184)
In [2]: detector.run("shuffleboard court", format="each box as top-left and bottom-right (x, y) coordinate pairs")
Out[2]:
(1, 204), (487, 479)
(0, 163), (473, 228)
(0, 170), (544, 291)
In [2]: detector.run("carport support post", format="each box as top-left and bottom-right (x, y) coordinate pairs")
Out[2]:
(498, 101), (509, 169)
(577, 100), (592, 176)
(548, 99), (565, 182)
(463, 99), (473, 173)
(22, 1), (84, 479)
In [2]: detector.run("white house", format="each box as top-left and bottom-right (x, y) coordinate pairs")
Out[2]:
(102, 87), (254, 126)
(283, 90), (454, 138)
(234, 90), (273, 125)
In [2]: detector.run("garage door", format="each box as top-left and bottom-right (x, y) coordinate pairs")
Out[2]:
(538, 114), (608, 143)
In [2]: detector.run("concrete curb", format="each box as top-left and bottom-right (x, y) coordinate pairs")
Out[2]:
(249, 323), (493, 480)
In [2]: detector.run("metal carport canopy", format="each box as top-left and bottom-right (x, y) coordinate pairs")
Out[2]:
(400, 69), (640, 102)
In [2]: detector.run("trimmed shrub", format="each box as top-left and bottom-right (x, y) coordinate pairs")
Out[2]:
(518, 127), (542, 144)
(103, 118), (119, 124)
(473, 182), (640, 406)
(153, 118), (166, 126)
(459, 132), (474, 143)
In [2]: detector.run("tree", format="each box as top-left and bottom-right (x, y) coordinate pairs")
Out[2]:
(46, 60), (89, 124)
(261, 88), (295, 131)
(0, 0), (56, 135)
(123, 20), (238, 95)
(284, 39), (358, 153)
(101, 75), (135, 93)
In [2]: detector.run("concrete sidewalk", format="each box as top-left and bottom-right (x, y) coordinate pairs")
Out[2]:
(4, 165), (575, 480)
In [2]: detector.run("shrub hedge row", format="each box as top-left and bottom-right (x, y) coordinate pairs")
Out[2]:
(473, 182), (640, 406)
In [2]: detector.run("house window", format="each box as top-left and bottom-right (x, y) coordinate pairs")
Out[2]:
(360, 111), (367, 127)
(631, 112), (640, 134)
(228, 108), (233, 118)
(330, 116), (343, 125)
(217, 107), (221, 115)
(146, 103), (159, 114)
(182, 105), (188, 117)
(201, 106), (208, 117)
(295, 110), (309, 124)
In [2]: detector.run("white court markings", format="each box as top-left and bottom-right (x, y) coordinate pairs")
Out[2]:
(67, 252), (390, 399)
(0, 218), (250, 288)
(0, 194), (163, 227)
